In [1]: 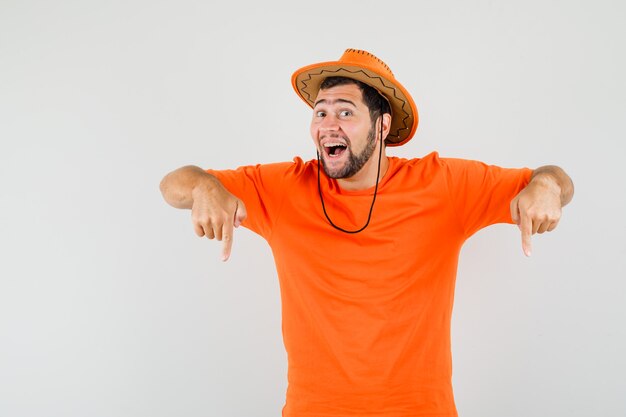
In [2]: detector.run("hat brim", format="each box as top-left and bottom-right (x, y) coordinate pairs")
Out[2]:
(292, 61), (418, 146)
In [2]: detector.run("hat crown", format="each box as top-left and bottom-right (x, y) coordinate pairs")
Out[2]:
(291, 48), (418, 146)
(340, 49), (394, 78)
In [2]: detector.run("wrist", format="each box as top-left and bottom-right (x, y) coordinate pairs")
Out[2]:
(531, 172), (563, 202)
(191, 174), (220, 201)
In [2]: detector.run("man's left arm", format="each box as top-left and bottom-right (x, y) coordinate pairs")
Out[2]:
(510, 165), (574, 257)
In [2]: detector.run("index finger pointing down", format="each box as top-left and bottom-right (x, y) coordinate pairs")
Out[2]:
(519, 212), (533, 257)
(221, 222), (234, 262)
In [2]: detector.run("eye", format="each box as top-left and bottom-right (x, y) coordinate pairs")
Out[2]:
(315, 111), (326, 117)
(339, 110), (352, 117)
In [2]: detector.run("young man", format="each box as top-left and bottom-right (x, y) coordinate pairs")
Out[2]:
(160, 49), (573, 417)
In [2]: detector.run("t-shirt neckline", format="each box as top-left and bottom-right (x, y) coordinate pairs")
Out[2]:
(322, 156), (399, 196)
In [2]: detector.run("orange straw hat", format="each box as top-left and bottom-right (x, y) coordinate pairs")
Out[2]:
(292, 48), (419, 146)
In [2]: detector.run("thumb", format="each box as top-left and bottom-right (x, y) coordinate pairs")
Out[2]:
(234, 200), (247, 228)
(510, 197), (520, 225)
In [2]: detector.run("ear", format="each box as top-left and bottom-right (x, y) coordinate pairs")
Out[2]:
(379, 113), (392, 142)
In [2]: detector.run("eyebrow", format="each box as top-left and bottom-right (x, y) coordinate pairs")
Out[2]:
(313, 98), (357, 108)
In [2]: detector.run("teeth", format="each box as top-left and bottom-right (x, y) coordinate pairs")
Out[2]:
(324, 142), (346, 147)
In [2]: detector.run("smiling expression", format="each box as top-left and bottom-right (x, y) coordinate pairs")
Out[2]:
(310, 84), (381, 179)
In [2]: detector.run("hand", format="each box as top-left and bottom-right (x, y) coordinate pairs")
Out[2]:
(190, 182), (247, 261)
(510, 175), (562, 257)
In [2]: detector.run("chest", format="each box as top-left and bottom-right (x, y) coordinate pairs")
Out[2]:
(272, 185), (462, 271)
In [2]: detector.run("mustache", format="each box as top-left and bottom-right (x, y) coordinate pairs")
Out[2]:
(320, 133), (352, 146)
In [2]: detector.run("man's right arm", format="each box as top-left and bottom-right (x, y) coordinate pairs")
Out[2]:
(159, 165), (247, 261)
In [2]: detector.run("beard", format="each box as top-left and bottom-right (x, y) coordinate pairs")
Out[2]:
(320, 125), (378, 179)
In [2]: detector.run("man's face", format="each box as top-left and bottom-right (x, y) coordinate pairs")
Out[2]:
(310, 83), (378, 179)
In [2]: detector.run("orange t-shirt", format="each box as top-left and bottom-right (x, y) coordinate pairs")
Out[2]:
(207, 152), (532, 417)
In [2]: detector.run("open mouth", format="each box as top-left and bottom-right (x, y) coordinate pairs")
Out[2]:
(324, 143), (348, 158)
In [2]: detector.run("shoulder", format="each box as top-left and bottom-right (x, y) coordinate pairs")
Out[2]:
(260, 156), (316, 177)
(386, 152), (502, 186)
(390, 151), (461, 169)
(387, 151), (452, 178)
(396, 152), (505, 174)
(224, 157), (311, 175)
(388, 153), (531, 190)
(229, 157), (318, 184)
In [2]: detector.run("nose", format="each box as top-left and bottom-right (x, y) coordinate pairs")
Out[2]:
(318, 113), (340, 133)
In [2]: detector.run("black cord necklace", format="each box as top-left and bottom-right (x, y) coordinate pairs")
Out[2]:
(316, 113), (384, 234)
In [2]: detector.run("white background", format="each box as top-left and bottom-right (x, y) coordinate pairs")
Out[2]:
(1, 0), (625, 416)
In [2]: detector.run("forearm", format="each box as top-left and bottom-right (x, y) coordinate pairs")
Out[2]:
(159, 165), (222, 209)
(530, 165), (574, 207)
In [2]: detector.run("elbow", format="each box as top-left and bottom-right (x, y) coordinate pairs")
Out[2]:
(159, 165), (203, 209)
(159, 175), (169, 203)
(159, 172), (178, 207)
(159, 174), (169, 197)
(532, 165), (574, 206)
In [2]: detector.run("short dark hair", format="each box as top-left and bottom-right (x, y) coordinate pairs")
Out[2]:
(319, 76), (391, 123)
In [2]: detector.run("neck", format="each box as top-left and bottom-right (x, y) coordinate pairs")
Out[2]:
(337, 143), (389, 191)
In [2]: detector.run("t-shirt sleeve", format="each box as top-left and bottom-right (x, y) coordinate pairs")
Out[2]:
(205, 161), (294, 240)
(442, 157), (533, 239)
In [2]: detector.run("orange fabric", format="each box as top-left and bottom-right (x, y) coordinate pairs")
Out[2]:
(207, 152), (532, 417)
